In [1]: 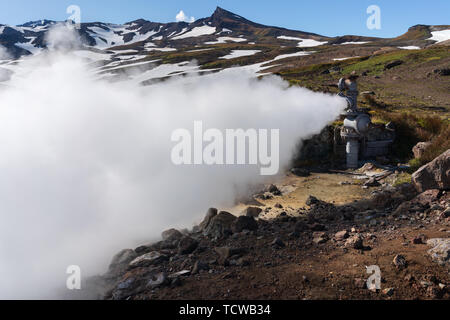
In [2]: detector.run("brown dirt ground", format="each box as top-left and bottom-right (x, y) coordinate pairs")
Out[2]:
(135, 173), (450, 300)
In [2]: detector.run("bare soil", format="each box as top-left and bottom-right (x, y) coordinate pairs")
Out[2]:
(124, 173), (449, 300)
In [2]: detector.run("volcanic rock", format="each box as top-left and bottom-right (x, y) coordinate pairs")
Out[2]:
(345, 234), (364, 249)
(129, 251), (168, 268)
(161, 228), (183, 241)
(413, 142), (432, 159)
(412, 149), (450, 192)
(178, 236), (198, 255)
(393, 254), (407, 269)
(203, 211), (237, 239)
(426, 238), (450, 267)
(199, 208), (218, 231)
(245, 206), (262, 218)
(233, 215), (258, 232)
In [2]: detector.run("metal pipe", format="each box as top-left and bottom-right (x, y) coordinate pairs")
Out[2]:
(346, 139), (359, 168)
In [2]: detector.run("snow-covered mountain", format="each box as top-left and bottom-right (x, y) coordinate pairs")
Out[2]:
(0, 7), (449, 85)
(2, 7), (448, 57)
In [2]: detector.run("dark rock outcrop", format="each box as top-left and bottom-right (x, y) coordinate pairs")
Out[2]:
(161, 228), (183, 241)
(412, 149), (450, 192)
(203, 211), (237, 239)
(233, 216), (258, 232)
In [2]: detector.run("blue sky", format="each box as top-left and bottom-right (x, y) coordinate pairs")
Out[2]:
(0, 0), (448, 37)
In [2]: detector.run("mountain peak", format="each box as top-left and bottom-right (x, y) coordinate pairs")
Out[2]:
(211, 6), (242, 20)
(213, 6), (227, 15)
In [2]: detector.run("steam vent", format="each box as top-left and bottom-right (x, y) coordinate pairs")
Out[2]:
(298, 79), (395, 168)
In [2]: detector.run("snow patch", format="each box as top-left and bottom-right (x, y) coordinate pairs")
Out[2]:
(428, 29), (450, 43)
(171, 25), (216, 40)
(339, 41), (370, 45)
(145, 47), (177, 52)
(218, 28), (232, 34)
(14, 38), (42, 55)
(277, 35), (303, 41)
(273, 51), (311, 61)
(205, 37), (247, 44)
(333, 56), (360, 61)
(398, 46), (421, 50)
(297, 39), (328, 47)
(219, 50), (261, 59)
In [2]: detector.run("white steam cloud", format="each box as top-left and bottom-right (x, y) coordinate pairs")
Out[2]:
(0, 44), (11, 60)
(0, 26), (345, 298)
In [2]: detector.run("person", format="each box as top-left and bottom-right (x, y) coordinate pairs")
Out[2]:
(338, 71), (359, 112)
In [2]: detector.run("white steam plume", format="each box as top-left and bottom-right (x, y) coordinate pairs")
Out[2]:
(0, 26), (345, 298)
(0, 44), (11, 60)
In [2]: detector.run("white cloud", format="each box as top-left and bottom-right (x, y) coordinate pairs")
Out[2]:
(176, 10), (195, 23)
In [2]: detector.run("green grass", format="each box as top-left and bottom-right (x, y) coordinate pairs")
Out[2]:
(341, 52), (410, 76)
(341, 47), (450, 76)
(393, 172), (412, 186)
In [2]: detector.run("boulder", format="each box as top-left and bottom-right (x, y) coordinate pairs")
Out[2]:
(199, 208), (218, 231)
(413, 189), (440, 206)
(178, 236), (198, 255)
(233, 216), (258, 232)
(412, 142), (431, 159)
(426, 238), (450, 267)
(384, 60), (403, 70)
(161, 228), (183, 241)
(129, 251), (168, 268)
(245, 207), (262, 218)
(265, 184), (281, 195)
(214, 247), (232, 265)
(433, 68), (450, 76)
(203, 211), (237, 239)
(392, 254), (407, 270)
(345, 234), (364, 249)
(412, 149), (450, 192)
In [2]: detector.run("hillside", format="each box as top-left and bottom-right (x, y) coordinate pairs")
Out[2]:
(0, 7), (449, 89)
